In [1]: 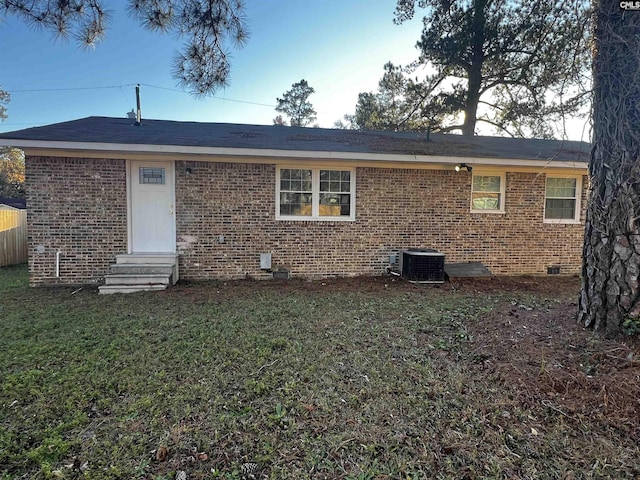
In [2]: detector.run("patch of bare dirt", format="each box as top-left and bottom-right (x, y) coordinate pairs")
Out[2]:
(166, 274), (425, 302)
(449, 274), (583, 297)
(467, 297), (640, 438)
(169, 273), (582, 301)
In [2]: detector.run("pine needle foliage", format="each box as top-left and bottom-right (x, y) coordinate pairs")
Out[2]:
(345, 0), (591, 138)
(1, 0), (249, 96)
(275, 79), (317, 128)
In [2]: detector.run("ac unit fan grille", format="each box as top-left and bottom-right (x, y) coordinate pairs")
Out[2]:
(400, 249), (445, 283)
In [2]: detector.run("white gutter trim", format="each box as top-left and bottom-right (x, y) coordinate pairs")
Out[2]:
(0, 138), (589, 169)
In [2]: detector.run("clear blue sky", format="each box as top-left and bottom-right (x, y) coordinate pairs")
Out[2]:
(0, 1), (589, 140)
(0, 1), (425, 133)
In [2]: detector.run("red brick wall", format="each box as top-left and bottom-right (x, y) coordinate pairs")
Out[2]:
(26, 156), (127, 285)
(175, 161), (588, 280)
(25, 157), (586, 285)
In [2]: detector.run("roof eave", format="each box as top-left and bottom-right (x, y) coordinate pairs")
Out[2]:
(0, 139), (589, 170)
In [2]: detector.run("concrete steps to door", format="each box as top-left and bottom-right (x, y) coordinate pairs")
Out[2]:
(104, 273), (171, 286)
(98, 284), (168, 294)
(109, 263), (175, 276)
(99, 253), (179, 294)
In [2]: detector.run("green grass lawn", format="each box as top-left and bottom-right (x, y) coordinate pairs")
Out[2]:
(0, 265), (638, 479)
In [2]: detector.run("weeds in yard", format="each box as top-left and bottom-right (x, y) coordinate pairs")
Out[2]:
(0, 266), (639, 479)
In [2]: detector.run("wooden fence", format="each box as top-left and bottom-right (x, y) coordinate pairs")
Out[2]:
(0, 208), (28, 266)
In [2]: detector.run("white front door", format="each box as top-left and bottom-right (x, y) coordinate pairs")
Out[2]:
(130, 160), (176, 252)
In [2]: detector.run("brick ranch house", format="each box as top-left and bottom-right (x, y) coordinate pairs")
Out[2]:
(0, 116), (589, 291)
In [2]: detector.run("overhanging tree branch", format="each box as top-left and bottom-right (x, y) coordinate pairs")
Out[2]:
(1, 0), (248, 96)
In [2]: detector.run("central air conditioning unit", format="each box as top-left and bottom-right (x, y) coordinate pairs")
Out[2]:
(399, 249), (445, 283)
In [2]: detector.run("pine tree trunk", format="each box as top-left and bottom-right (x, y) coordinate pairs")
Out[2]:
(462, 70), (481, 136)
(579, 1), (640, 335)
(461, 0), (487, 137)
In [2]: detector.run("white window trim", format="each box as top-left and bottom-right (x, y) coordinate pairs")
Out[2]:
(470, 171), (506, 214)
(544, 174), (582, 224)
(276, 166), (356, 221)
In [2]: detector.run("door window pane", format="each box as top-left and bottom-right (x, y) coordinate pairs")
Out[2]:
(139, 167), (165, 185)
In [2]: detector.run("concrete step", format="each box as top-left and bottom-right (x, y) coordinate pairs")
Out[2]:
(113, 253), (179, 284)
(99, 284), (168, 295)
(110, 263), (175, 275)
(116, 253), (178, 265)
(104, 273), (171, 286)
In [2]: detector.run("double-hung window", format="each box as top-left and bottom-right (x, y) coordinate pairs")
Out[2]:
(277, 167), (355, 220)
(544, 176), (582, 223)
(471, 173), (505, 213)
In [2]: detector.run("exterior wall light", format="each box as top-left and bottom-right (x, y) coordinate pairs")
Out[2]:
(455, 163), (472, 172)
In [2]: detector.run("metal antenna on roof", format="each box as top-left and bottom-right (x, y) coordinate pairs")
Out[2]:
(135, 84), (142, 126)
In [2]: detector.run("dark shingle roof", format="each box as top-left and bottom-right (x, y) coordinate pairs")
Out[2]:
(0, 116), (590, 163)
(0, 198), (26, 209)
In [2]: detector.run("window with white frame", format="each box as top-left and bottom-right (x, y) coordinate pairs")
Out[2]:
(471, 173), (505, 213)
(277, 167), (355, 220)
(544, 176), (581, 222)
